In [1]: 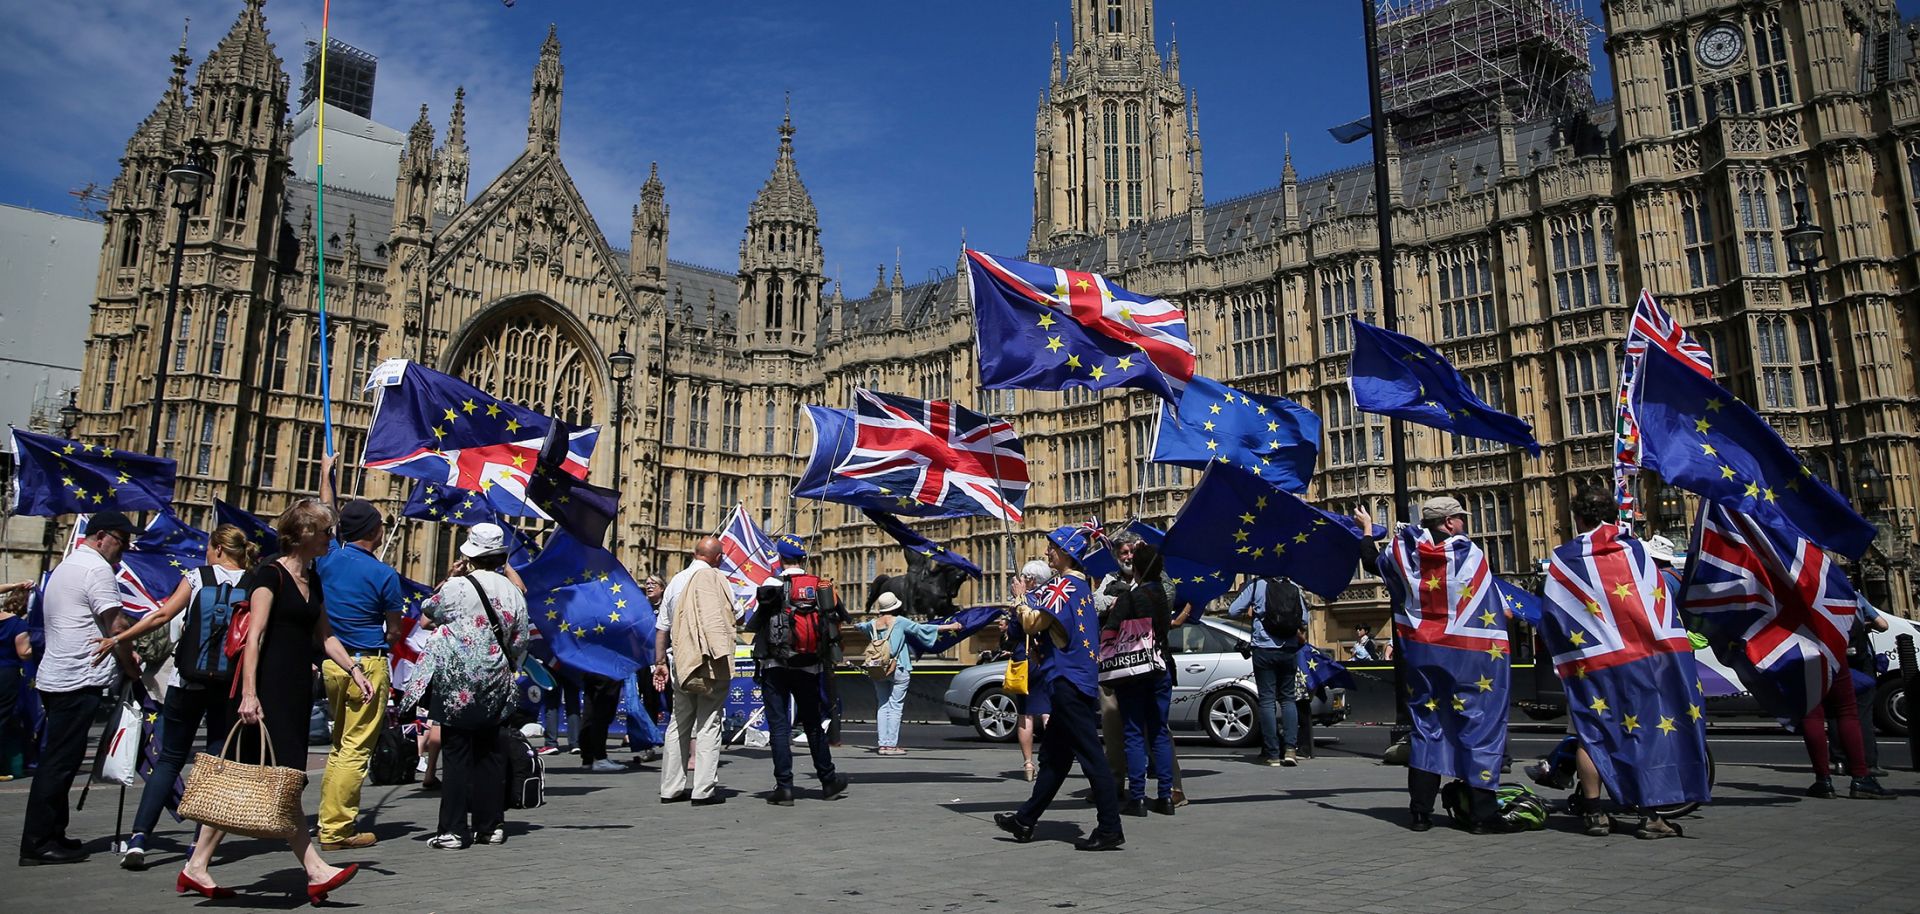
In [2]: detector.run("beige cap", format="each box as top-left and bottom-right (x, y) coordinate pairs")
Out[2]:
(1419, 496), (1468, 525)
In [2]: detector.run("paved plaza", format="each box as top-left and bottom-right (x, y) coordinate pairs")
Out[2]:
(4, 722), (1914, 912)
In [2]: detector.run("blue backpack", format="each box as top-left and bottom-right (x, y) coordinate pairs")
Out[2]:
(176, 567), (240, 685)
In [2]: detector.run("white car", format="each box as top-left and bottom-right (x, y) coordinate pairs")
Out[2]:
(944, 617), (1349, 746)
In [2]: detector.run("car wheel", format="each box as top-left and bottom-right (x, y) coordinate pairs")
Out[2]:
(972, 688), (1020, 743)
(1201, 689), (1257, 748)
(1875, 679), (1908, 737)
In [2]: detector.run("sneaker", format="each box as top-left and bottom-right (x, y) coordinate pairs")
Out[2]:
(479, 827), (507, 846)
(416, 756), (429, 773)
(1282, 749), (1299, 767)
(536, 746), (561, 756)
(589, 759), (625, 773)
(120, 833), (147, 871)
(1262, 756), (1285, 767)
(1634, 817), (1682, 840)
(1523, 761), (1553, 787)
(427, 833), (468, 850)
(792, 733), (808, 745)
(1850, 776), (1898, 800)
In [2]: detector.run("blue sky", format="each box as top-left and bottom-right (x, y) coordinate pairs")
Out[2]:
(3, 1), (1914, 291)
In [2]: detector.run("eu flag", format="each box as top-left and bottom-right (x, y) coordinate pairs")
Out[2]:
(1162, 464), (1362, 600)
(214, 499), (280, 555)
(1543, 523), (1711, 809)
(794, 406), (970, 518)
(527, 423), (619, 545)
(516, 530), (655, 679)
(1633, 344), (1875, 559)
(926, 605), (1009, 654)
(1081, 520), (1235, 615)
(8, 428), (176, 516)
(967, 250), (1197, 403)
(1152, 374), (1319, 492)
(1492, 577), (1542, 628)
(1350, 321), (1541, 456)
(862, 509), (981, 579)
(1299, 642), (1357, 691)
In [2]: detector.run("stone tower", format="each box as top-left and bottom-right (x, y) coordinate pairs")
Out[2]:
(432, 87), (469, 216)
(1033, 0), (1195, 247)
(737, 105), (824, 352)
(631, 162), (669, 289)
(527, 25), (563, 155)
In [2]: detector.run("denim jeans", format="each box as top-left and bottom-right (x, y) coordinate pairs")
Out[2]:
(873, 667), (911, 748)
(132, 684), (230, 838)
(1252, 645), (1300, 759)
(761, 667), (836, 789)
(1115, 674), (1174, 801)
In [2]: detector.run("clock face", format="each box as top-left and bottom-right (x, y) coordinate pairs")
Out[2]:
(1696, 23), (1746, 69)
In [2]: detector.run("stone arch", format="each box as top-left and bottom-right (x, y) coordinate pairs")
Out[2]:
(442, 293), (608, 428)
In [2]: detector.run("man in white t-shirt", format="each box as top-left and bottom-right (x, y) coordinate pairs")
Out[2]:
(20, 511), (135, 866)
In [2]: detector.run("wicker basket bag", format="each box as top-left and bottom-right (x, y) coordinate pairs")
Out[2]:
(177, 720), (308, 839)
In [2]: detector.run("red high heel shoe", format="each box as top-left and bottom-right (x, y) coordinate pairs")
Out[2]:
(176, 870), (237, 899)
(306, 863), (360, 905)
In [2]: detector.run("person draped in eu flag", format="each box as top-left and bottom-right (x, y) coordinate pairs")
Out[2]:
(1355, 498), (1514, 834)
(995, 525), (1125, 852)
(1541, 487), (1711, 840)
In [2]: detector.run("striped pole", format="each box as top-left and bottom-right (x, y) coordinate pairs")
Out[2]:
(315, 0), (336, 457)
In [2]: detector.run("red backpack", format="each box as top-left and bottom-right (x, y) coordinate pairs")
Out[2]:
(762, 574), (831, 663)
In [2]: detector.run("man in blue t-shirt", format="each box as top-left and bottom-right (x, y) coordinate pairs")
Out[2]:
(317, 455), (406, 850)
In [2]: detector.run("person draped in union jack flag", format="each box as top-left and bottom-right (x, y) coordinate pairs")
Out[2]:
(1541, 487), (1712, 841)
(995, 525), (1125, 852)
(1354, 498), (1515, 834)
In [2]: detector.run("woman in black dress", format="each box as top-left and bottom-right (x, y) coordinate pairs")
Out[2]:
(178, 499), (371, 903)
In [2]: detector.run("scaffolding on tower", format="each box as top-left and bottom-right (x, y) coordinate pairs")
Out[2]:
(1375, 0), (1596, 148)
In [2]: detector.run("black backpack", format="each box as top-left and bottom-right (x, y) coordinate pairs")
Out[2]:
(175, 567), (240, 685)
(1257, 577), (1306, 643)
(501, 728), (545, 809)
(368, 716), (418, 786)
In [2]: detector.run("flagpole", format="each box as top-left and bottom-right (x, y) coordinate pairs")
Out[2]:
(1362, 0), (1414, 748)
(314, 1), (337, 468)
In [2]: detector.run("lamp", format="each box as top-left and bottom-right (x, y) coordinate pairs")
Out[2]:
(58, 388), (81, 437)
(1857, 459), (1889, 513)
(165, 138), (214, 207)
(1785, 206), (1824, 269)
(605, 328), (634, 555)
(609, 328), (635, 383)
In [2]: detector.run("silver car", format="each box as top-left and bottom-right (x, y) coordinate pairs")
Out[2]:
(943, 617), (1348, 746)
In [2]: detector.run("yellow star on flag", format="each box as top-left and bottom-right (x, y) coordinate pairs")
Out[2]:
(1116, 356), (1134, 369)
(1424, 575), (1443, 591)
(1704, 397), (1724, 412)
(1483, 642), (1505, 660)
(1232, 529), (1250, 542)
(432, 426), (447, 440)
(1036, 312), (1056, 329)
(1423, 698), (1438, 711)
(485, 403), (501, 417)
(505, 418), (522, 433)
(1718, 464), (1737, 480)
(1687, 703), (1702, 721)
(1590, 695), (1609, 713)
(1074, 278), (1092, 291)
(1209, 404), (1222, 415)
(462, 399), (478, 414)
(1700, 443), (1717, 456)
(1475, 676), (1494, 692)
(546, 610), (559, 620)
(1612, 583), (1633, 598)
(1045, 336), (1064, 352)
(444, 408), (459, 423)
(1293, 532), (1309, 544)
(1622, 715), (1641, 733)
(1743, 482), (1760, 498)
(1451, 696), (1467, 711)
(609, 583), (622, 593)
(1065, 354), (1082, 369)
(1206, 439), (1219, 451)
(1656, 716), (1676, 734)
(511, 453), (529, 469)
(1694, 418), (1711, 434)
(1585, 600), (1603, 616)
(1569, 631), (1586, 646)
(1202, 420), (1217, 431)
(594, 624), (607, 634)
(1479, 610), (1496, 625)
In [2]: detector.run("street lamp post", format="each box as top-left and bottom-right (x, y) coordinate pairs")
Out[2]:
(40, 390), (84, 573)
(606, 328), (636, 558)
(146, 138), (215, 456)
(1784, 205), (1848, 497)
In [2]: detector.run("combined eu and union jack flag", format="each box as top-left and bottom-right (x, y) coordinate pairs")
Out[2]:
(1377, 524), (1511, 787)
(1152, 374), (1320, 493)
(833, 388), (1028, 523)
(967, 249), (1197, 404)
(1161, 464), (1362, 600)
(1614, 290), (1715, 523)
(364, 361), (598, 521)
(862, 509), (981, 579)
(517, 530), (656, 680)
(1349, 321), (1542, 456)
(401, 482), (534, 565)
(1684, 503), (1861, 724)
(1542, 523), (1711, 809)
(9, 428), (176, 517)
(717, 504), (782, 614)
(794, 406), (971, 518)
(1632, 344), (1876, 559)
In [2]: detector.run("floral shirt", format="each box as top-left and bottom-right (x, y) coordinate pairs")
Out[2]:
(401, 571), (528, 727)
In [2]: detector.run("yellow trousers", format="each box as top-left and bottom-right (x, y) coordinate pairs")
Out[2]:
(317, 655), (389, 843)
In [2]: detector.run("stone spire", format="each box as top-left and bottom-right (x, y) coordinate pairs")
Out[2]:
(748, 98), (818, 226)
(394, 104), (435, 231)
(738, 98), (824, 348)
(433, 86), (469, 215)
(631, 162), (669, 284)
(126, 25), (192, 159)
(1281, 133), (1300, 230)
(527, 25), (563, 154)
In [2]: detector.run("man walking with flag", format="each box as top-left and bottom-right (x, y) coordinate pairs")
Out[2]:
(1542, 486), (1711, 839)
(1356, 498), (1514, 834)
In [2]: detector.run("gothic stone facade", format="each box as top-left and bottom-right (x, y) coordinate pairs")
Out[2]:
(73, 0), (1920, 639)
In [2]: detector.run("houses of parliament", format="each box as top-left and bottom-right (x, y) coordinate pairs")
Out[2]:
(67, 0), (1920, 632)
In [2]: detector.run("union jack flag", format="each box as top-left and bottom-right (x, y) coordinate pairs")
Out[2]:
(1541, 523), (1711, 809)
(717, 504), (781, 613)
(1684, 503), (1859, 723)
(832, 388), (1029, 522)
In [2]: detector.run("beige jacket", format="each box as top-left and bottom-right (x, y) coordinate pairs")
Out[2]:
(670, 565), (737, 688)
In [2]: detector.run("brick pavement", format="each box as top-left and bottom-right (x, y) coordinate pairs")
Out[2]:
(3, 726), (1913, 913)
